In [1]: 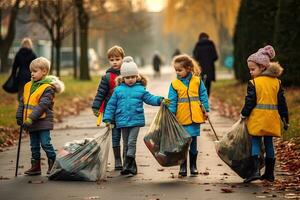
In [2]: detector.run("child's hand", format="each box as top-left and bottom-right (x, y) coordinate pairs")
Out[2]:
(105, 122), (114, 129)
(16, 118), (23, 126)
(204, 112), (209, 119)
(162, 98), (171, 106)
(92, 109), (99, 117)
(22, 118), (32, 130)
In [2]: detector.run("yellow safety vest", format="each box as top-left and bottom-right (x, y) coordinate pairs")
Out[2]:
(23, 82), (52, 120)
(171, 75), (205, 125)
(247, 76), (281, 137)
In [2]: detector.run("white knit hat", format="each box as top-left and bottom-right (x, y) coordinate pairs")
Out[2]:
(120, 56), (139, 77)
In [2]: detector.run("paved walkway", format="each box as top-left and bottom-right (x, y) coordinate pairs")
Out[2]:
(0, 70), (282, 200)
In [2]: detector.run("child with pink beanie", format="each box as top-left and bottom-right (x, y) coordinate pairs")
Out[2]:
(240, 45), (289, 183)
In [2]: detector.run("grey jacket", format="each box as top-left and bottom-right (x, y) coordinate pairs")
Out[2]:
(16, 75), (64, 132)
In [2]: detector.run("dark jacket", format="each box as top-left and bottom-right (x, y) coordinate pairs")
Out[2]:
(16, 76), (64, 132)
(12, 48), (37, 86)
(241, 63), (289, 123)
(92, 67), (120, 111)
(152, 55), (162, 72)
(193, 39), (218, 81)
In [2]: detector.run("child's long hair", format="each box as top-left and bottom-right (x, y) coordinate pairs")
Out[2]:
(172, 54), (201, 76)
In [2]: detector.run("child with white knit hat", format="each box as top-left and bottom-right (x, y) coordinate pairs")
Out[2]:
(103, 56), (167, 176)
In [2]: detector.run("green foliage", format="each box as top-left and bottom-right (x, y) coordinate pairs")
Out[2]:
(234, 0), (278, 82)
(274, 0), (300, 87)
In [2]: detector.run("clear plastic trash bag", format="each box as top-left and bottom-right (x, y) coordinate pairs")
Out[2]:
(49, 128), (111, 181)
(215, 118), (264, 179)
(144, 104), (192, 167)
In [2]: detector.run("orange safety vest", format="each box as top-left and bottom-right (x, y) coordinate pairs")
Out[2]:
(171, 75), (205, 125)
(23, 82), (51, 120)
(247, 76), (281, 137)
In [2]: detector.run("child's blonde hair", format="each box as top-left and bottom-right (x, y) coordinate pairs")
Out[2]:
(172, 54), (201, 76)
(107, 45), (125, 59)
(29, 57), (51, 74)
(21, 37), (33, 49)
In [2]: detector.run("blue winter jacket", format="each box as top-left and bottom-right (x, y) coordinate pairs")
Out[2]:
(103, 82), (163, 128)
(168, 73), (210, 136)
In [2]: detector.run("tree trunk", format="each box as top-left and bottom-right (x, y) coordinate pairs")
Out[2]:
(73, 7), (78, 79)
(55, 41), (61, 77)
(0, 0), (21, 73)
(50, 42), (54, 74)
(75, 0), (90, 80)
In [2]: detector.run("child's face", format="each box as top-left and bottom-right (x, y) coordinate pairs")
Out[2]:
(31, 67), (47, 82)
(109, 55), (123, 70)
(248, 61), (264, 78)
(124, 75), (137, 86)
(174, 62), (190, 78)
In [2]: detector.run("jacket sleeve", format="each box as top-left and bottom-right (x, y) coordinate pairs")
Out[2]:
(142, 89), (163, 106)
(167, 84), (178, 114)
(211, 42), (218, 61)
(277, 83), (289, 123)
(199, 80), (210, 112)
(29, 87), (55, 122)
(16, 97), (24, 120)
(103, 90), (118, 122)
(11, 53), (20, 76)
(92, 74), (109, 110)
(241, 81), (257, 117)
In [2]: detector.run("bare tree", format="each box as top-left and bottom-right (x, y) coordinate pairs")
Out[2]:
(0, 0), (21, 73)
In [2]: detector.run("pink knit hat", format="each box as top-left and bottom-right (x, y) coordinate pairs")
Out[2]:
(247, 45), (275, 68)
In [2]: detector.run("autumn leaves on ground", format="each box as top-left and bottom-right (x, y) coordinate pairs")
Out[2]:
(0, 75), (299, 193)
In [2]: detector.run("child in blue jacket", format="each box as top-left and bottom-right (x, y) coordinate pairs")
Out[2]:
(168, 54), (209, 177)
(103, 56), (164, 176)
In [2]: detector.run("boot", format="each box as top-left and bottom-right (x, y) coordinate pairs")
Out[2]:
(189, 152), (199, 175)
(260, 158), (275, 182)
(244, 155), (261, 183)
(113, 147), (123, 170)
(129, 158), (137, 175)
(121, 156), (133, 175)
(24, 159), (41, 176)
(47, 159), (55, 175)
(179, 160), (187, 177)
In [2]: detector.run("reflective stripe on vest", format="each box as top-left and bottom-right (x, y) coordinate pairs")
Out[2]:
(171, 75), (205, 125)
(247, 76), (281, 137)
(23, 82), (51, 120)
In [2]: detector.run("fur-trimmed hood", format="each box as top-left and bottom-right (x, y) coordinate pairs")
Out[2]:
(115, 74), (148, 87)
(261, 62), (283, 78)
(47, 75), (65, 94)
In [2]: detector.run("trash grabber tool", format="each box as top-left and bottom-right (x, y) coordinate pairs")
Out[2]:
(15, 126), (23, 177)
(207, 116), (219, 141)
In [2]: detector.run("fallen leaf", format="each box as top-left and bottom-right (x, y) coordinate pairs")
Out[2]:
(221, 188), (233, 193)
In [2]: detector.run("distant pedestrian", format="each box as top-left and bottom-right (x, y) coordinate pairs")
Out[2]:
(152, 51), (162, 77)
(193, 32), (218, 97)
(167, 54), (210, 177)
(16, 57), (64, 176)
(241, 45), (289, 183)
(11, 37), (37, 100)
(103, 56), (165, 176)
(172, 48), (181, 58)
(92, 45), (125, 171)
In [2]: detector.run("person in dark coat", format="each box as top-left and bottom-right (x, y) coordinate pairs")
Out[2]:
(193, 32), (218, 97)
(11, 37), (37, 100)
(152, 51), (162, 78)
(172, 48), (181, 58)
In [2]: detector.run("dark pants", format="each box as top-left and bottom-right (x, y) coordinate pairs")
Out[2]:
(189, 136), (198, 154)
(205, 80), (212, 97)
(29, 130), (56, 160)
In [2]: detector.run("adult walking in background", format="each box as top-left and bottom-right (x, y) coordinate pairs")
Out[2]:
(193, 32), (218, 97)
(152, 51), (162, 78)
(11, 37), (37, 100)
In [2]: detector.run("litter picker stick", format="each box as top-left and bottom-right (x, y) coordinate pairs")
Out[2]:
(207, 117), (219, 141)
(15, 126), (23, 177)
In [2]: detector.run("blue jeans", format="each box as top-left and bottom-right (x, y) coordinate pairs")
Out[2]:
(29, 130), (56, 160)
(251, 136), (274, 158)
(112, 127), (122, 148)
(189, 136), (198, 155)
(122, 127), (140, 158)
